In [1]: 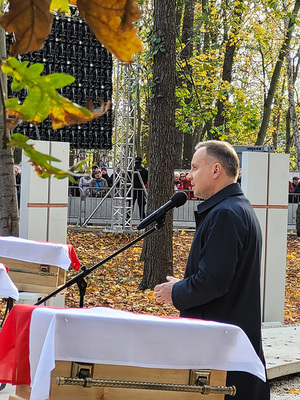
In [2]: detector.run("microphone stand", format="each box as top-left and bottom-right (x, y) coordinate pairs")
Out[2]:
(35, 218), (166, 307)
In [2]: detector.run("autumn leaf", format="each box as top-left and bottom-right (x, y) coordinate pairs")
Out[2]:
(77, 0), (143, 62)
(8, 133), (86, 180)
(1, 57), (111, 130)
(289, 388), (300, 394)
(50, 97), (111, 129)
(50, 0), (69, 12)
(0, 0), (53, 56)
(0, 0), (142, 63)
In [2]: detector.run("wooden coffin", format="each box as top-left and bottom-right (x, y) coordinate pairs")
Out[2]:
(0, 257), (66, 293)
(9, 361), (232, 400)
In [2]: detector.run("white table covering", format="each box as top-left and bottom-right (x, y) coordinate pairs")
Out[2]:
(0, 263), (19, 300)
(0, 236), (72, 271)
(29, 307), (266, 400)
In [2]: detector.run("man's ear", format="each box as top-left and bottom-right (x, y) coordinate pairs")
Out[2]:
(212, 162), (222, 179)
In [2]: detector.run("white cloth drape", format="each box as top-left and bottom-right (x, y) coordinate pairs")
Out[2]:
(0, 263), (19, 300)
(29, 307), (266, 400)
(0, 236), (73, 270)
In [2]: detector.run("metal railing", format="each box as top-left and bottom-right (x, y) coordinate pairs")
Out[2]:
(67, 186), (300, 230)
(67, 187), (200, 228)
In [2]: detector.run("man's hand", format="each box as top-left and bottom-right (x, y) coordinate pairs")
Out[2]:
(153, 276), (180, 305)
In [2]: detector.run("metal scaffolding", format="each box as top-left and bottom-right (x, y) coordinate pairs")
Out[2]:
(109, 61), (138, 232)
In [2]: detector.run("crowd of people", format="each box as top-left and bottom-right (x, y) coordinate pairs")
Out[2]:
(77, 159), (149, 220)
(174, 171), (196, 199)
(78, 165), (112, 199)
(288, 176), (300, 203)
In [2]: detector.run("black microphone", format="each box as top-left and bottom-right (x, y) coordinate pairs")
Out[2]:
(137, 191), (188, 230)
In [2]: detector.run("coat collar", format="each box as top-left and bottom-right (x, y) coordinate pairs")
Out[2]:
(197, 183), (243, 215)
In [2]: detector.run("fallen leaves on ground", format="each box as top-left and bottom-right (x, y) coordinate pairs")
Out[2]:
(64, 229), (190, 316)
(284, 235), (300, 324)
(1, 231), (300, 324)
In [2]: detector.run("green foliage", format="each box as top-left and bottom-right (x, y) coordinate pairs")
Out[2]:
(8, 134), (86, 182)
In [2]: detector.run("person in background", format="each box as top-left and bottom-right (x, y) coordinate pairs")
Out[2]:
(289, 176), (300, 203)
(91, 165), (99, 178)
(153, 140), (270, 400)
(133, 156), (148, 220)
(174, 172), (181, 191)
(179, 171), (193, 199)
(100, 165), (112, 187)
(91, 170), (108, 196)
(79, 170), (93, 198)
(14, 165), (21, 208)
(237, 168), (242, 184)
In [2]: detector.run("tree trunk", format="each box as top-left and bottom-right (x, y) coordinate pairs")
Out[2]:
(177, 0), (195, 169)
(286, 51), (300, 168)
(255, 0), (300, 145)
(139, 0), (176, 290)
(272, 80), (285, 150)
(174, 0), (195, 169)
(209, 0), (244, 139)
(286, 108), (292, 154)
(0, 23), (19, 236)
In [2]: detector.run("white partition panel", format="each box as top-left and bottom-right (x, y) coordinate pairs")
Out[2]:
(241, 152), (268, 205)
(19, 141), (69, 244)
(241, 151), (289, 323)
(264, 209), (288, 321)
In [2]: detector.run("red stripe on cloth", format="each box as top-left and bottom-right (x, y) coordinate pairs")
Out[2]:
(66, 244), (81, 271)
(35, 240), (81, 271)
(0, 304), (38, 385)
(0, 263), (9, 273)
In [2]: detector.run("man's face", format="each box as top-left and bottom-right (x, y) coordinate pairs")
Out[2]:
(188, 148), (215, 199)
(293, 178), (299, 185)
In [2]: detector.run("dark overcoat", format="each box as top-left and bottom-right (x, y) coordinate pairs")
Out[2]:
(172, 183), (270, 399)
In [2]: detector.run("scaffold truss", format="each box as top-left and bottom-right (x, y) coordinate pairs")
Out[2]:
(109, 61), (138, 232)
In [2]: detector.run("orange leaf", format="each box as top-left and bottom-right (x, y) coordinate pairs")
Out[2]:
(50, 97), (111, 129)
(289, 388), (300, 394)
(77, 0), (142, 62)
(0, 0), (53, 56)
(119, 0), (142, 32)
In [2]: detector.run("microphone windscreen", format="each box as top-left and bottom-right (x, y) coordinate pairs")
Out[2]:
(170, 191), (188, 207)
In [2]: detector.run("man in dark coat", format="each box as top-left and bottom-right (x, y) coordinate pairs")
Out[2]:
(154, 140), (270, 400)
(133, 156), (148, 219)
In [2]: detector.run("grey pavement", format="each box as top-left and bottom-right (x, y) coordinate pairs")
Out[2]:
(262, 324), (300, 380)
(0, 324), (300, 399)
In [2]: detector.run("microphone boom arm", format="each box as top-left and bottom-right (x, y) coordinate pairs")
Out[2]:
(34, 222), (166, 307)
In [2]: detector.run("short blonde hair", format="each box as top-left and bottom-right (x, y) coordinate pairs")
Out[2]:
(195, 140), (239, 179)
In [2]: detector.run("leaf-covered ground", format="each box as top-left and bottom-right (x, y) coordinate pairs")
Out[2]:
(1, 230), (299, 325)
(65, 229), (300, 324)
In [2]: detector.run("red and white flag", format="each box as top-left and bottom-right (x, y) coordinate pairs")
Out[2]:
(0, 263), (19, 301)
(0, 305), (266, 400)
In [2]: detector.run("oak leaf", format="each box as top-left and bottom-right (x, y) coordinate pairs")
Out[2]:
(2, 57), (111, 130)
(8, 133), (86, 180)
(0, 0), (53, 56)
(0, 0), (142, 62)
(77, 0), (142, 62)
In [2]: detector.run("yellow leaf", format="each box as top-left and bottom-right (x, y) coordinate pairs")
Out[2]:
(50, 0), (69, 12)
(289, 388), (300, 394)
(77, 0), (142, 62)
(50, 97), (111, 129)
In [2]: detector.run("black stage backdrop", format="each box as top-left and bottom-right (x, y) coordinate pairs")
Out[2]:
(6, 10), (113, 150)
